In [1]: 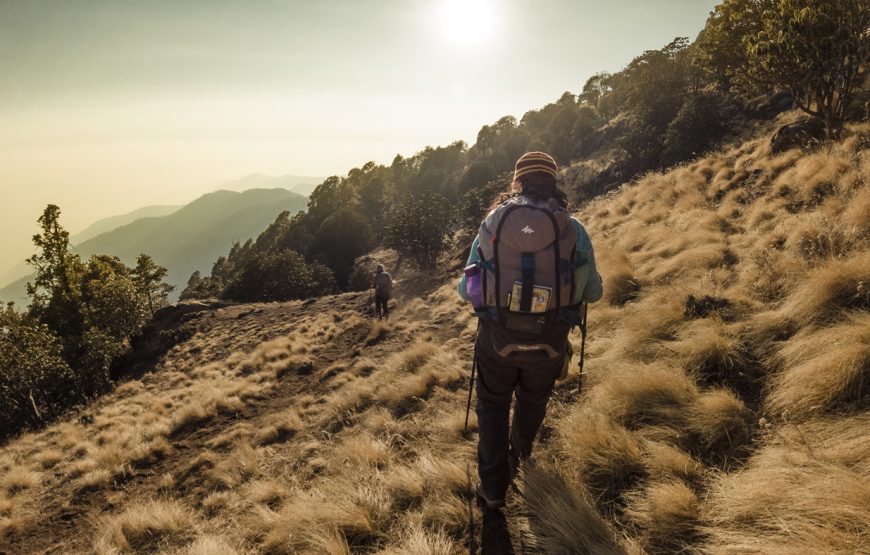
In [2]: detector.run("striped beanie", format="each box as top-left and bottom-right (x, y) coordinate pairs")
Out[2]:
(513, 151), (558, 183)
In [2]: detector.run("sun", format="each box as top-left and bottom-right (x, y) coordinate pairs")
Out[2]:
(440, 0), (494, 46)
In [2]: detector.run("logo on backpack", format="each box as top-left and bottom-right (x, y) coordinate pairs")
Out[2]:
(521, 226), (535, 234)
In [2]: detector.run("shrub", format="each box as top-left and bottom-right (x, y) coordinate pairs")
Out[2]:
(662, 93), (726, 166)
(0, 305), (75, 438)
(385, 192), (454, 269)
(459, 174), (510, 231)
(223, 249), (336, 302)
(311, 208), (374, 288)
(347, 260), (376, 292)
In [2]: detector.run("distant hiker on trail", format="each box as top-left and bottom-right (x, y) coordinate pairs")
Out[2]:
(370, 264), (393, 319)
(458, 151), (603, 510)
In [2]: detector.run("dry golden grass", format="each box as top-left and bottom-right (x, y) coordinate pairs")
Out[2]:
(253, 483), (392, 553)
(773, 149), (851, 204)
(185, 535), (239, 555)
(778, 250), (870, 328)
(773, 414), (870, 476)
(685, 389), (754, 466)
(598, 245), (641, 306)
(333, 434), (391, 469)
(672, 319), (754, 387)
(766, 313), (870, 417)
(376, 522), (457, 555)
(93, 499), (196, 554)
(586, 362), (698, 430)
(521, 467), (623, 554)
(0, 465), (41, 495)
(626, 480), (702, 551)
(784, 211), (852, 264)
(701, 442), (870, 554)
(204, 443), (258, 491)
(558, 411), (646, 511)
(254, 408), (303, 445)
(842, 184), (870, 237)
(640, 440), (704, 487)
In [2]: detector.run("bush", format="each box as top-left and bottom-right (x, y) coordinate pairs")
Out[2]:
(662, 94), (727, 166)
(348, 260), (376, 292)
(385, 191), (454, 269)
(310, 208), (374, 288)
(459, 174), (510, 231)
(223, 249), (336, 302)
(0, 304), (76, 438)
(180, 271), (225, 300)
(614, 121), (664, 179)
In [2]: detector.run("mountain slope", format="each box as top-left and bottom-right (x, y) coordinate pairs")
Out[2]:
(1, 118), (867, 553)
(0, 189), (308, 305)
(74, 188), (308, 298)
(70, 205), (182, 244)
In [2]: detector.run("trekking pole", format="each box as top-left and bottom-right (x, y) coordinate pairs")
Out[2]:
(464, 335), (479, 434)
(579, 303), (588, 372)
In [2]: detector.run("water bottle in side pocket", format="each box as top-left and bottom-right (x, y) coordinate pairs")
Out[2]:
(464, 264), (485, 310)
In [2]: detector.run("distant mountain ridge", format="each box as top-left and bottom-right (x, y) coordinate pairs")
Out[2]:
(71, 205), (181, 244)
(0, 188), (308, 304)
(216, 173), (325, 197)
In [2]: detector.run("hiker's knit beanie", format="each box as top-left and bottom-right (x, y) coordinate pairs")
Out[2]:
(513, 151), (558, 183)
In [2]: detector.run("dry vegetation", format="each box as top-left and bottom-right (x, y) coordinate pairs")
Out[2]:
(1, 115), (868, 553)
(526, 118), (870, 553)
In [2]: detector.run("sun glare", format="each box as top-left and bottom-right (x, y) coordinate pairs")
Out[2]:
(440, 0), (494, 46)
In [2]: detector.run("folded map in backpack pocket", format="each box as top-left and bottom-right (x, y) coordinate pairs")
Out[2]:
(507, 281), (552, 313)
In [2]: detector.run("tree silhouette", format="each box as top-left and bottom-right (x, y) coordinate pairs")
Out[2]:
(132, 254), (175, 315)
(386, 192), (454, 270)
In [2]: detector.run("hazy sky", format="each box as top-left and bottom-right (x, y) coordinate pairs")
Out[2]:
(0, 0), (718, 280)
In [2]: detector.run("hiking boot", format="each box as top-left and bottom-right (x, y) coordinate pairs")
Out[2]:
(476, 482), (505, 510)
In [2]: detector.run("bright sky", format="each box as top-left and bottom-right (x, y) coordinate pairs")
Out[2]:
(0, 0), (718, 281)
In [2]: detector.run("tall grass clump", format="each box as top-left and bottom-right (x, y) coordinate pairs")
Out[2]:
(702, 443), (870, 554)
(625, 480), (703, 552)
(766, 313), (870, 417)
(558, 411), (647, 513)
(521, 467), (624, 555)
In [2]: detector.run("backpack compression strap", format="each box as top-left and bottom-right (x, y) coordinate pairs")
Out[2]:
(520, 253), (535, 312)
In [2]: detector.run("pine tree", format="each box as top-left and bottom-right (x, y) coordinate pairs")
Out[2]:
(131, 254), (175, 315)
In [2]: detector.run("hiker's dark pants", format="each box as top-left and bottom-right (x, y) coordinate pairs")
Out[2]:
(475, 324), (562, 501)
(375, 294), (389, 318)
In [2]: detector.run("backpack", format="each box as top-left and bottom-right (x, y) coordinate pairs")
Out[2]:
(476, 196), (582, 359)
(375, 272), (393, 297)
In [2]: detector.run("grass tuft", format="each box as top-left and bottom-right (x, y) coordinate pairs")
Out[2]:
(93, 499), (195, 554)
(521, 467), (623, 554)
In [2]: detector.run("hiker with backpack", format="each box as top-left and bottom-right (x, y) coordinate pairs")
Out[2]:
(370, 264), (393, 319)
(458, 151), (603, 509)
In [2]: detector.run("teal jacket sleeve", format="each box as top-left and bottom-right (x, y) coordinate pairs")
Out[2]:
(457, 235), (481, 302)
(571, 218), (604, 304)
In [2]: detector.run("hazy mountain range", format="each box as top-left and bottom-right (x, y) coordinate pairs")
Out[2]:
(0, 187), (310, 305)
(0, 205), (182, 288)
(216, 173), (324, 197)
